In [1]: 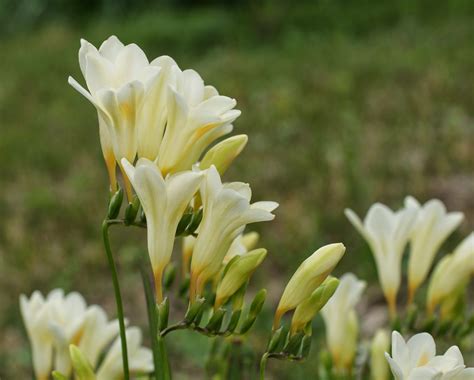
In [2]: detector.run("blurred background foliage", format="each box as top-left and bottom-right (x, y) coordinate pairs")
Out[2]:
(0, 0), (473, 378)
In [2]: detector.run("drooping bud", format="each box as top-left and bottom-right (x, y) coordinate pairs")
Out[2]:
(274, 243), (345, 329)
(200, 135), (248, 174)
(290, 277), (339, 334)
(215, 249), (267, 308)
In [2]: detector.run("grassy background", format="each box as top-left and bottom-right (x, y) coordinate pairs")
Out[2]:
(0, 1), (473, 378)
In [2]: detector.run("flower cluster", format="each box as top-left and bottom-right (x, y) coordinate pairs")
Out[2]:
(345, 196), (469, 316)
(20, 289), (152, 380)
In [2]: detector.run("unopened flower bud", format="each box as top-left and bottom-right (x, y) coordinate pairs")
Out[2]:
(215, 249), (267, 308)
(370, 330), (390, 380)
(69, 345), (96, 380)
(107, 187), (123, 219)
(200, 135), (248, 174)
(291, 277), (340, 334)
(274, 243), (345, 329)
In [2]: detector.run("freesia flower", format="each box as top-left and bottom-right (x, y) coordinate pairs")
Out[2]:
(426, 232), (474, 313)
(190, 166), (277, 300)
(96, 327), (153, 380)
(345, 203), (417, 316)
(371, 329), (390, 380)
(321, 273), (365, 372)
(157, 70), (241, 175)
(385, 331), (474, 380)
(68, 35), (162, 198)
(274, 243), (345, 329)
(20, 291), (54, 380)
(224, 230), (260, 263)
(404, 196), (463, 303)
(122, 158), (203, 302)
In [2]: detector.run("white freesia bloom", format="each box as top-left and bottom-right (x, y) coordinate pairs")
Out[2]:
(97, 327), (153, 380)
(385, 331), (474, 380)
(122, 158), (203, 301)
(426, 232), (474, 312)
(404, 196), (463, 301)
(190, 166), (277, 300)
(345, 203), (417, 315)
(20, 291), (54, 380)
(157, 69), (241, 175)
(68, 35), (160, 166)
(321, 273), (366, 372)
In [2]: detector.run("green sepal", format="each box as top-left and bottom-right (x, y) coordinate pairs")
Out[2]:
(249, 289), (266, 318)
(227, 309), (242, 333)
(184, 297), (206, 324)
(284, 331), (304, 356)
(107, 187), (123, 219)
(185, 208), (203, 235)
(206, 308), (226, 332)
(124, 195), (140, 225)
(176, 208), (193, 236)
(52, 372), (68, 380)
(163, 264), (176, 289)
(266, 325), (288, 353)
(301, 334), (312, 358)
(157, 297), (170, 331)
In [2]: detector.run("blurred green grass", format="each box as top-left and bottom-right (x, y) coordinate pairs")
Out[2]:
(1, 1), (473, 378)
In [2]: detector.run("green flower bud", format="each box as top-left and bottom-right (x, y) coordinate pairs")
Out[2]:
(284, 331), (304, 356)
(215, 249), (267, 308)
(124, 195), (140, 225)
(184, 297), (206, 324)
(69, 345), (96, 380)
(274, 243), (345, 329)
(206, 308), (226, 332)
(200, 135), (248, 175)
(291, 277), (340, 334)
(227, 310), (242, 333)
(239, 289), (267, 334)
(267, 326), (288, 353)
(107, 187), (123, 219)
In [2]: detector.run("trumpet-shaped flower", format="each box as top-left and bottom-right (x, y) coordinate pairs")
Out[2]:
(20, 291), (55, 380)
(96, 327), (153, 380)
(68, 36), (162, 197)
(321, 273), (365, 372)
(345, 203), (417, 315)
(157, 70), (241, 175)
(122, 158), (203, 301)
(385, 331), (474, 380)
(371, 329), (390, 380)
(190, 166), (277, 300)
(215, 248), (267, 308)
(274, 243), (345, 329)
(426, 233), (474, 313)
(404, 196), (463, 302)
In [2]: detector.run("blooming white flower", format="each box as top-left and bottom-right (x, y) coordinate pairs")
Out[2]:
(321, 273), (366, 372)
(96, 327), (153, 380)
(190, 166), (277, 300)
(274, 243), (345, 329)
(426, 232), (474, 313)
(157, 69), (241, 175)
(68, 36), (162, 196)
(122, 158), (203, 301)
(345, 203), (417, 315)
(20, 291), (54, 380)
(385, 331), (474, 380)
(404, 196), (463, 302)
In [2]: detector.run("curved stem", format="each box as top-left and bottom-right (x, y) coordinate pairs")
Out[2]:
(259, 353), (269, 380)
(102, 220), (130, 380)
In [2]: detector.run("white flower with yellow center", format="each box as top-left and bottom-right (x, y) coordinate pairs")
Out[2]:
(385, 331), (474, 380)
(321, 273), (365, 372)
(68, 35), (162, 197)
(426, 232), (474, 313)
(96, 327), (153, 380)
(345, 203), (417, 316)
(157, 69), (241, 175)
(190, 166), (277, 300)
(122, 158), (203, 301)
(404, 196), (463, 303)
(20, 291), (54, 380)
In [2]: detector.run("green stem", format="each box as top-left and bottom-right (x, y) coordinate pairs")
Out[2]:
(259, 353), (269, 380)
(102, 220), (130, 380)
(157, 335), (171, 380)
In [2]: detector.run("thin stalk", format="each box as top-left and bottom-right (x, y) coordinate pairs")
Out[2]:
(259, 353), (269, 380)
(157, 335), (172, 380)
(102, 220), (130, 380)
